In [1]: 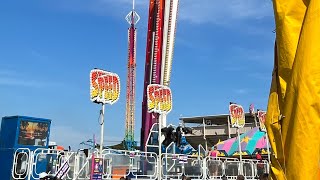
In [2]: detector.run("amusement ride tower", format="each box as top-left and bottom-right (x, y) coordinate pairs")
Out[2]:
(124, 0), (140, 150)
(141, 0), (179, 151)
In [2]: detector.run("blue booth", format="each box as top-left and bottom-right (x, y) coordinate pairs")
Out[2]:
(0, 116), (51, 180)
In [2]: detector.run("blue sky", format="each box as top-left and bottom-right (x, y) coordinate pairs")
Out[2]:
(0, 0), (275, 149)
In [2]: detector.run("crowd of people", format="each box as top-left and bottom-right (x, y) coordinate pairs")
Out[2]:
(207, 146), (269, 179)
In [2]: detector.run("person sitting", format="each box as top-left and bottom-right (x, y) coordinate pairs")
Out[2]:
(256, 149), (264, 177)
(259, 173), (269, 180)
(181, 176), (191, 180)
(236, 175), (245, 180)
(181, 174), (187, 180)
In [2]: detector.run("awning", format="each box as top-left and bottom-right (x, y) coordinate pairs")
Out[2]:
(215, 127), (269, 156)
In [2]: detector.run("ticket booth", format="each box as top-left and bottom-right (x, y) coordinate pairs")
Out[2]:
(0, 116), (51, 180)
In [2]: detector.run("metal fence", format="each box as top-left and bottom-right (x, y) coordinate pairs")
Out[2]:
(11, 147), (269, 180)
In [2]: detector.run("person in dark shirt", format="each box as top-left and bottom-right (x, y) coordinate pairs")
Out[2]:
(259, 173), (269, 180)
(256, 149), (265, 177)
(181, 174), (187, 180)
(236, 175), (245, 180)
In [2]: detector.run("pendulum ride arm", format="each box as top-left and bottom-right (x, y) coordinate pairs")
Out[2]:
(141, 0), (165, 151)
(141, 0), (180, 151)
(161, 0), (179, 87)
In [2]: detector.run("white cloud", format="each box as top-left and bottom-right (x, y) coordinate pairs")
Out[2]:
(175, 37), (195, 49)
(0, 70), (17, 76)
(31, 50), (50, 61)
(248, 72), (271, 81)
(50, 126), (93, 150)
(0, 69), (61, 88)
(223, 66), (245, 72)
(50, 125), (124, 150)
(178, 0), (273, 25)
(231, 46), (274, 65)
(234, 88), (249, 94)
(51, 0), (148, 18)
(49, 0), (273, 25)
(0, 77), (60, 88)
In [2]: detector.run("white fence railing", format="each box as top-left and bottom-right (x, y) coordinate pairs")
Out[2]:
(11, 148), (269, 180)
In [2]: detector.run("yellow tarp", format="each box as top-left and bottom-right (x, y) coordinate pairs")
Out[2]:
(266, 0), (320, 179)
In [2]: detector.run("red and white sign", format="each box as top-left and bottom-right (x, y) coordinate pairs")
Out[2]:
(229, 104), (245, 128)
(90, 69), (120, 105)
(257, 110), (267, 132)
(147, 84), (172, 114)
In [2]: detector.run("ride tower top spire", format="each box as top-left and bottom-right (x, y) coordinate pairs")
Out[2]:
(125, 0), (140, 26)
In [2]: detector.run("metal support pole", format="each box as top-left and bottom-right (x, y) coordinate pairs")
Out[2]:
(237, 127), (243, 175)
(27, 151), (33, 180)
(254, 113), (258, 127)
(74, 151), (79, 178)
(161, 114), (166, 141)
(158, 114), (163, 179)
(203, 118), (208, 152)
(100, 104), (105, 156)
(227, 116), (231, 138)
(266, 132), (271, 168)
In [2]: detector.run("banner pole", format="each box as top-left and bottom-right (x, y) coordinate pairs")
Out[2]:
(158, 114), (163, 179)
(266, 132), (271, 163)
(100, 104), (105, 156)
(237, 127), (243, 175)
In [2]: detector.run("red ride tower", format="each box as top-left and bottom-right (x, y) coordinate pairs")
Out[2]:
(124, 0), (140, 150)
(141, 0), (180, 151)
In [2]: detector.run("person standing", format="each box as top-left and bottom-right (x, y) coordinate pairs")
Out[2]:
(256, 149), (264, 177)
(208, 146), (219, 176)
(210, 146), (218, 158)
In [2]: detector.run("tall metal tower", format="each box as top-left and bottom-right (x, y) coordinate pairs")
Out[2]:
(124, 0), (140, 150)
